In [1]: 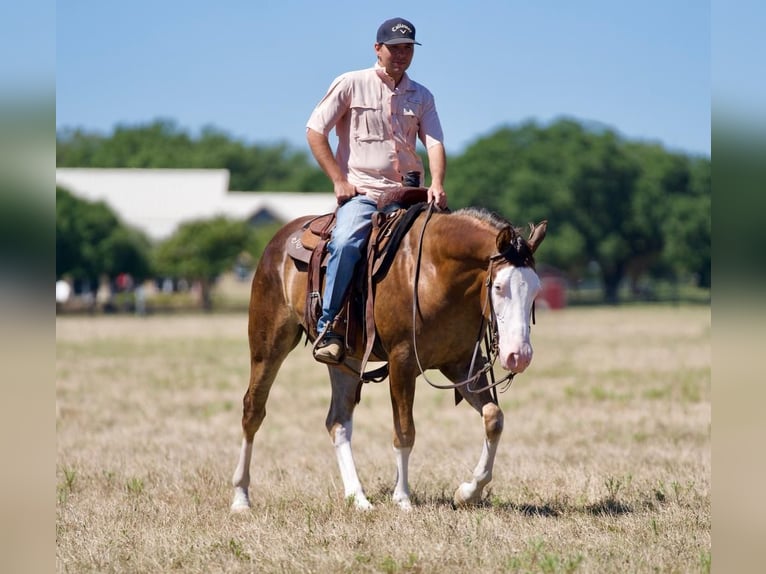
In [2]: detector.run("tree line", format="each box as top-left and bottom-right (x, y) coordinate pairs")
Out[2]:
(56, 118), (710, 304)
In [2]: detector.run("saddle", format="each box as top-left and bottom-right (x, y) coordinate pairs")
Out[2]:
(285, 188), (429, 379)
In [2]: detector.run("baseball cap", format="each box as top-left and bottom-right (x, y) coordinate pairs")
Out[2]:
(376, 17), (421, 45)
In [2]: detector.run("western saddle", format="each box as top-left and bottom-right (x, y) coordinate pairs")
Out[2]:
(285, 187), (430, 380)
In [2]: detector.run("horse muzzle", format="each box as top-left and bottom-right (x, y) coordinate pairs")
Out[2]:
(500, 341), (533, 373)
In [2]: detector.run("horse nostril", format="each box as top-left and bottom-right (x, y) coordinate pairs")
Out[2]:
(507, 351), (531, 373)
(505, 353), (520, 371)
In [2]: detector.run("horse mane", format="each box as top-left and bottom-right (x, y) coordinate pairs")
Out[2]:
(452, 206), (536, 268)
(452, 206), (510, 230)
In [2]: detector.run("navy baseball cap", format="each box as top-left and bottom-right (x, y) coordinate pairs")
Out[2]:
(376, 17), (421, 45)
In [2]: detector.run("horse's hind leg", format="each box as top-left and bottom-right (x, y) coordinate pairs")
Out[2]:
(326, 362), (372, 510)
(388, 358), (418, 510)
(442, 368), (504, 507)
(231, 317), (302, 512)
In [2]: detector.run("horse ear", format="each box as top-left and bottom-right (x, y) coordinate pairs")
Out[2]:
(527, 220), (548, 253)
(496, 226), (514, 254)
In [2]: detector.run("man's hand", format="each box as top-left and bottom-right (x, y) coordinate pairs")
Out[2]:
(335, 180), (357, 206)
(428, 185), (447, 210)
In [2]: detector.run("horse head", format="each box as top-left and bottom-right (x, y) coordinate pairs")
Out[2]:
(490, 220), (547, 373)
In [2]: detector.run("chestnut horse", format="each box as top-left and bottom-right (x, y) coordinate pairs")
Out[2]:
(231, 206), (546, 511)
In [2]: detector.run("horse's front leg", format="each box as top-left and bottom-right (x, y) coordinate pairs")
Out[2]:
(453, 401), (504, 506)
(443, 369), (504, 507)
(326, 363), (372, 510)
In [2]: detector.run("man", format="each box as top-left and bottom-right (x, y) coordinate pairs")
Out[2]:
(306, 16), (447, 364)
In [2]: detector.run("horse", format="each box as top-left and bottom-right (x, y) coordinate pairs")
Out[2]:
(231, 204), (547, 511)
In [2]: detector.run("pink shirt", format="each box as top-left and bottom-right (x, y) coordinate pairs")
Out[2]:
(307, 64), (444, 200)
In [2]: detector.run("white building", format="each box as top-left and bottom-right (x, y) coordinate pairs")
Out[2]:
(56, 168), (336, 241)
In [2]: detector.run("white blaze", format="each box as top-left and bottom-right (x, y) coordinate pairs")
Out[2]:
(490, 266), (541, 373)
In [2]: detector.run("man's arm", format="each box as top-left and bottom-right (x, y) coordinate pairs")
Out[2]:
(426, 143), (447, 209)
(306, 128), (357, 205)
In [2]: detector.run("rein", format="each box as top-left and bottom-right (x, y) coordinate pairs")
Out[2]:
(410, 202), (519, 396)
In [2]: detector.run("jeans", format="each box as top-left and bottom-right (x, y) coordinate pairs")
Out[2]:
(316, 196), (379, 335)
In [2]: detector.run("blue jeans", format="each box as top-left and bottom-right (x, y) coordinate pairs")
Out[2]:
(317, 196), (379, 335)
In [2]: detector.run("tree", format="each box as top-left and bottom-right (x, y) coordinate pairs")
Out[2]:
(99, 227), (153, 282)
(654, 154), (710, 288)
(57, 120), (329, 192)
(152, 216), (253, 310)
(446, 119), (710, 302)
(56, 187), (152, 284)
(567, 132), (642, 303)
(449, 120), (635, 301)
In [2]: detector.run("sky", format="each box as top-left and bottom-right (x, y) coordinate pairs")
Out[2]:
(52, 1), (719, 157)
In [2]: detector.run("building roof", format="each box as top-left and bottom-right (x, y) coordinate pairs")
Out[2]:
(55, 168), (337, 241)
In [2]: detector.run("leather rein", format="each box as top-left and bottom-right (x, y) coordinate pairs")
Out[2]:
(411, 202), (533, 396)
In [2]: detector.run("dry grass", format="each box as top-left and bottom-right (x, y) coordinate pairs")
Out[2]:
(56, 306), (710, 573)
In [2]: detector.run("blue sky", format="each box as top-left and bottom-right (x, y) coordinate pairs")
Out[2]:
(53, 1), (716, 157)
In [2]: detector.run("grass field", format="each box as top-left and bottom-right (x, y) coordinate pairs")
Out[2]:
(56, 306), (710, 573)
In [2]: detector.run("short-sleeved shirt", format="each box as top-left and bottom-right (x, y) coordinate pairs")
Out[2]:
(307, 64), (443, 201)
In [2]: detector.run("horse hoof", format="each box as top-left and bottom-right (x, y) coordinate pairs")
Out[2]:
(230, 489), (251, 512)
(393, 491), (413, 511)
(347, 494), (373, 511)
(356, 498), (374, 511)
(453, 483), (478, 507)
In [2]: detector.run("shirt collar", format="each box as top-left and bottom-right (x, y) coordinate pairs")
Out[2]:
(374, 63), (412, 91)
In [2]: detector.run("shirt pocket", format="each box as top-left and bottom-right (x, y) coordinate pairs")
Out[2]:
(397, 97), (422, 139)
(350, 101), (386, 143)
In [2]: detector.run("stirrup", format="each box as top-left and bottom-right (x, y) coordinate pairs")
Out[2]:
(312, 332), (345, 365)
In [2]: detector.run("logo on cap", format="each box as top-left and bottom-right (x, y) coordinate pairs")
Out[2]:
(391, 23), (413, 35)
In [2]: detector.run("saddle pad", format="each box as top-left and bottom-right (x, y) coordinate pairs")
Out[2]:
(372, 203), (428, 280)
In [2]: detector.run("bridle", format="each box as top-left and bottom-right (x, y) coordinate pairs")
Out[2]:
(410, 202), (535, 398)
